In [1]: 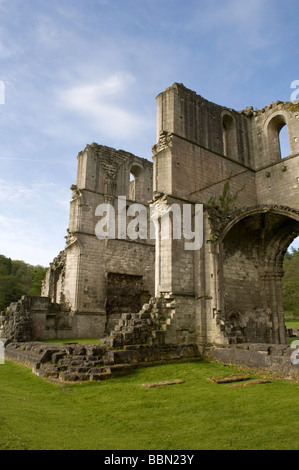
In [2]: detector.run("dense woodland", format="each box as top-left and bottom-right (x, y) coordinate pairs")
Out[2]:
(281, 247), (299, 318)
(0, 249), (298, 317)
(0, 255), (47, 312)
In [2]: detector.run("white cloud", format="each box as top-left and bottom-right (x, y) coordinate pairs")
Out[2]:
(58, 72), (152, 139)
(0, 178), (68, 206)
(0, 179), (35, 203)
(0, 184), (69, 266)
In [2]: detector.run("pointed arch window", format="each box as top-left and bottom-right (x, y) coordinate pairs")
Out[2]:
(279, 124), (291, 159)
(268, 114), (291, 160)
(222, 113), (237, 158)
(128, 164), (144, 202)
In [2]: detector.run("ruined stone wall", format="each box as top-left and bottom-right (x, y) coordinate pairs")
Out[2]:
(152, 83), (299, 349)
(246, 102), (299, 208)
(221, 219), (273, 343)
(255, 155), (299, 207)
(154, 83), (257, 211)
(246, 101), (299, 169)
(14, 84), (299, 349)
(41, 143), (155, 339)
(156, 83), (253, 168)
(153, 134), (257, 207)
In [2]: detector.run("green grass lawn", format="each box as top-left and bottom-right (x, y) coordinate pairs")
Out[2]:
(285, 320), (299, 346)
(0, 359), (298, 450)
(285, 320), (299, 330)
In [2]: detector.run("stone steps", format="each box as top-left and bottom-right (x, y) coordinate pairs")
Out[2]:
(3, 294), (202, 384)
(35, 358), (135, 382)
(5, 340), (201, 383)
(100, 297), (175, 349)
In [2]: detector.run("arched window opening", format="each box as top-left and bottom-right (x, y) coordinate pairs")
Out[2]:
(222, 114), (236, 158)
(129, 173), (135, 201)
(279, 124), (291, 159)
(128, 164), (144, 202)
(268, 114), (290, 161)
(223, 122), (228, 156)
(53, 266), (63, 304)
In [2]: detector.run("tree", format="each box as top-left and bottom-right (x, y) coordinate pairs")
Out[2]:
(28, 266), (48, 296)
(282, 247), (299, 318)
(0, 255), (47, 311)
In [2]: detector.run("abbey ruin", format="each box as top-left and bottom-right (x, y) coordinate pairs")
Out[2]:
(1, 83), (299, 379)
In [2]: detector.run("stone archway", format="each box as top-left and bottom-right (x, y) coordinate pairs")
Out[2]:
(220, 206), (299, 344)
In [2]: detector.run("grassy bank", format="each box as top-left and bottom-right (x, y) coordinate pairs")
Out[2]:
(0, 360), (298, 450)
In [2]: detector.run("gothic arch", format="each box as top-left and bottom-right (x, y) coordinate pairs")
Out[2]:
(266, 112), (290, 161)
(219, 206), (299, 344)
(220, 205), (299, 241)
(222, 112), (237, 159)
(128, 162), (145, 202)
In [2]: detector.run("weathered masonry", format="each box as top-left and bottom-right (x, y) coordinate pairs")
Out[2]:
(1, 83), (299, 354)
(150, 83), (299, 349)
(40, 145), (155, 339)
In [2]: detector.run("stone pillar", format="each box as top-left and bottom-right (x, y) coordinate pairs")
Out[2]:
(275, 273), (287, 344)
(264, 271), (286, 344)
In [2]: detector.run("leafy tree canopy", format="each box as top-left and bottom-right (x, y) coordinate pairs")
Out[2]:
(0, 254), (47, 311)
(282, 247), (299, 318)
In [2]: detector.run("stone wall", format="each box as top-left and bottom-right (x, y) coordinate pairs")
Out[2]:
(210, 343), (299, 380)
(105, 272), (151, 333)
(0, 296), (49, 342)
(41, 144), (155, 339)
(152, 83), (299, 348)
(5, 84), (298, 352)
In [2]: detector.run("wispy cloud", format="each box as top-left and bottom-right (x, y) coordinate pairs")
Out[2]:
(0, 179), (35, 203)
(0, 179), (70, 265)
(0, 215), (62, 266)
(58, 72), (153, 139)
(0, 178), (69, 209)
(0, 0), (297, 265)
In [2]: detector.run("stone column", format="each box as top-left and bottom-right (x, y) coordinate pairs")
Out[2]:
(264, 271), (286, 344)
(275, 272), (287, 344)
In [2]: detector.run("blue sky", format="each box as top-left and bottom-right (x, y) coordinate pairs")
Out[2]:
(0, 0), (298, 266)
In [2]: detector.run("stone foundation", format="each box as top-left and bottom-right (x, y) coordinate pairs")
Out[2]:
(3, 341), (201, 383)
(3, 340), (298, 383)
(0, 296), (105, 342)
(209, 343), (299, 380)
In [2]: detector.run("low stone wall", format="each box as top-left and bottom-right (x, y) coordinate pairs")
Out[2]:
(287, 328), (299, 338)
(0, 296), (102, 342)
(209, 343), (299, 380)
(3, 339), (298, 383)
(3, 341), (202, 382)
(3, 341), (63, 368)
(0, 297), (38, 342)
